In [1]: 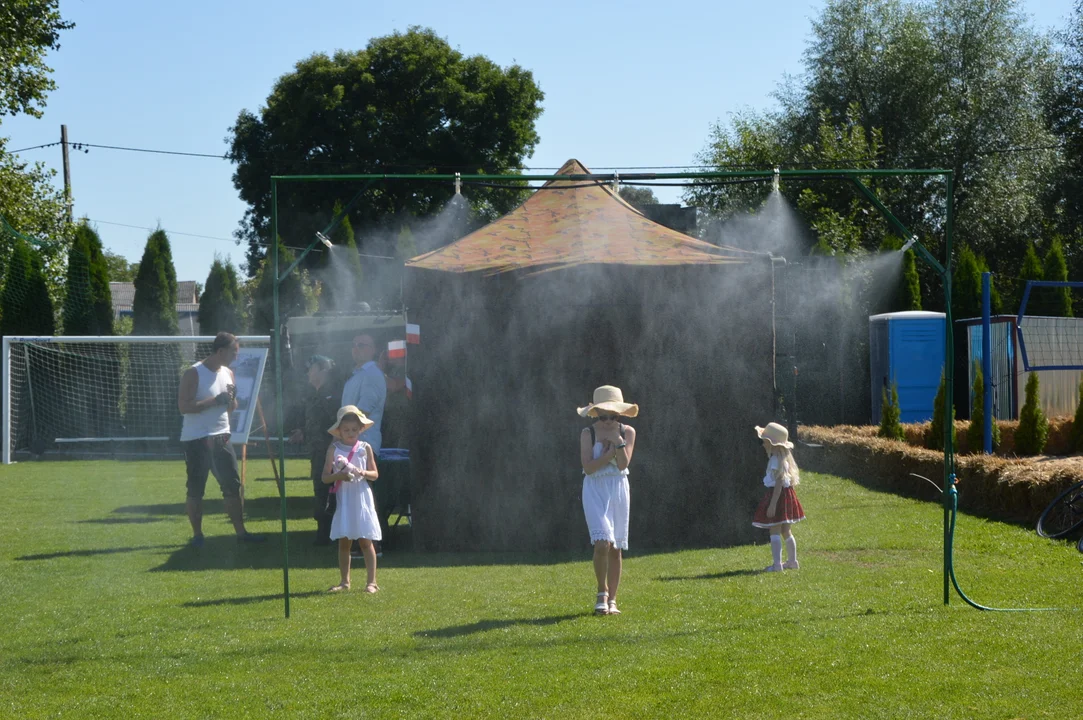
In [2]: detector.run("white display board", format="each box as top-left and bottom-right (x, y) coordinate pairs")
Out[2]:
(228, 347), (269, 445)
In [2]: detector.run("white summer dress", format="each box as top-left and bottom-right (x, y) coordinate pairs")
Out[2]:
(328, 441), (382, 542)
(582, 433), (630, 550)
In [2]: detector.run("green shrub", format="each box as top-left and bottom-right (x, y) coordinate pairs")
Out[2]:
(926, 369), (956, 451)
(878, 382), (905, 441)
(1015, 372), (1048, 455)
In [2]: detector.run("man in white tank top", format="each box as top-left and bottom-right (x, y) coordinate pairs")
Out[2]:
(177, 332), (264, 546)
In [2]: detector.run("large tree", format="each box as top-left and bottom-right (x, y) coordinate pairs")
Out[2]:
(228, 27), (545, 275)
(247, 237), (316, 335)
(0, 142), (71, 303)
(0, 1), (75, 302)
(0, 0), (74, 119)
(0, 238), (54, 335)
(131, 230), (178, 336)
(316, 200), (364, 312)
(618, 186), (659, 212)
(198, 256), (244, 336)
(62, 222), (114, 335)
(1046, 1), (1083, 231)
(692, 0), (1058, 295)
(103, 250), (137, 282)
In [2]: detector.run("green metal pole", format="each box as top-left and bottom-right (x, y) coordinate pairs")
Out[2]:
(943, 173), (955, 605)
(271, 179), (291, 619)
(849, 179), (945, 276)
(847, 177), (955, 604)
(278, 180), (376, 280)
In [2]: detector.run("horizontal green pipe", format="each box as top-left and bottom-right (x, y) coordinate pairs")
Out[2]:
(270, 168), (952, 183)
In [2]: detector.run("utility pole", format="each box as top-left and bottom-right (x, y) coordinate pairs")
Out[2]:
(61, 124), (73, 223)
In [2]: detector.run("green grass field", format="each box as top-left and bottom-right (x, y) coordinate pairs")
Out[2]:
(0, 459), (1080, 719)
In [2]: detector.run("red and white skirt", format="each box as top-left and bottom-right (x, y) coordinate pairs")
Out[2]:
(752, 486), (805, 528)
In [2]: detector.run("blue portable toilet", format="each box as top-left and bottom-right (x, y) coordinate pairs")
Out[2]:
(869, 311), (946, 424)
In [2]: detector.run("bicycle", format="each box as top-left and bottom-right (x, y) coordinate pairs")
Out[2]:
(1036, 479), (1083, 542)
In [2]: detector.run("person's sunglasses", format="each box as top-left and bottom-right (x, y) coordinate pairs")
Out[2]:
(595, 414), (620, 422)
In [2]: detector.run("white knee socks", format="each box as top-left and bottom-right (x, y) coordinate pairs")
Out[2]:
(785, 535), (797, 564)
(770, 535), (783, 566)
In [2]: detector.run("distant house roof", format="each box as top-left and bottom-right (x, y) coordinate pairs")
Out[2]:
(110, 281), (199, 310)
(110, 280), (201, 325)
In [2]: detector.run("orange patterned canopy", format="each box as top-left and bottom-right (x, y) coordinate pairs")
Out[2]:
(406, 159), (759, 274)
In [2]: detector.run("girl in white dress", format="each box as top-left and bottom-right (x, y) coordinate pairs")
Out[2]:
(578, 385), (638, 615)
(323, 405), (382, 593)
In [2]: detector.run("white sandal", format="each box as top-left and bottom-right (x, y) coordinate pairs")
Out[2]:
(607, 600), (621, 615)
(594, 591), (609, 615)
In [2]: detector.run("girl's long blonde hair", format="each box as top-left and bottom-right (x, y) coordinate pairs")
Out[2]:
(769, 445), (800, 486)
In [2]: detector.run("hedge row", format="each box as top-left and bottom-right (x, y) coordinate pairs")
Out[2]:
(798, 424), (1083, 526)
(899, 417), (1077, 456)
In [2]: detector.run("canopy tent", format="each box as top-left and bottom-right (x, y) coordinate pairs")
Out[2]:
(404, 160), (779, 551)
(408, 159), (758, 273)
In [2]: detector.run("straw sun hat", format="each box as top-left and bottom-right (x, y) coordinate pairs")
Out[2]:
(755, 422), (793, 449)
(327, 405), (374, 439)
(577, 385), (639, 418)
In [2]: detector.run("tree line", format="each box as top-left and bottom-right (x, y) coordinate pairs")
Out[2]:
(7, 4), (1083, 340)
(688, 0), (1083, 319)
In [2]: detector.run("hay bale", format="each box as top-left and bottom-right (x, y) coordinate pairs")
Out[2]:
(798, 424), (1083, 525)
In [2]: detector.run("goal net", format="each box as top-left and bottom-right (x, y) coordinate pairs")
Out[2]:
(3, 335), (271, 463)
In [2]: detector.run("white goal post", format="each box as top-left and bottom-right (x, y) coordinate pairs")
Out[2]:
(2, 335), (271, 464)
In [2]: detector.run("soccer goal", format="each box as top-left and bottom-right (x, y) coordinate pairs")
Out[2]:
(2, 335), (270, 464)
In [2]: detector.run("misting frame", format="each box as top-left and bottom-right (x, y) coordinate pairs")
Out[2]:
(267, 168), (960, 618)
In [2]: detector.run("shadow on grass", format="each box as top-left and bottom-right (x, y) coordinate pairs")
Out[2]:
(249, 476), (311, 483)
(17, 544), (179, 561)
(182, 590), (325, 608)
(77, 517), (163, 525)
(105, 495), (315, 523)
(149, 533), (338, 572)
(656, 568), (763, 581)
(414, 613), (582, 639)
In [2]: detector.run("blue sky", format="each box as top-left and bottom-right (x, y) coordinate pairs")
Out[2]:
(4, 0), (1076, 284)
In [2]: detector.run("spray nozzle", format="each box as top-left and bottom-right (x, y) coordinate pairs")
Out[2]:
(901, 236), (917, 252)
(771, 167), (780, 193)
(316, 231), (333, 249)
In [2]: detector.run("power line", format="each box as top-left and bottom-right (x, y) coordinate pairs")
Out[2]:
(78, 143), (227, 159)
(87, 219), (236, 242)
(85, 218), (400, 260)
(8, 141), (61, 153)
(10, 136), (1070, 169)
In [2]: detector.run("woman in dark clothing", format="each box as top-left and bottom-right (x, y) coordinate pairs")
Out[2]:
(288, 355), (341, 545)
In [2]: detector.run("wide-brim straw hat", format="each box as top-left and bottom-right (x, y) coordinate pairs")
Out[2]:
(328, 404), (374, 439)
(577, 385), (639, 418)
(755, 422), (793, 449)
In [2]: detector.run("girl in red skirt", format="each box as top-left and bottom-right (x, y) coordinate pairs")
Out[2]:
(752, 422), (805, 572)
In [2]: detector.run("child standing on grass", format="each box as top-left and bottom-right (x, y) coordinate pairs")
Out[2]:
(323, 405), (381, 593)
(752, 422), (805, 572)
(579, 385), (638, 616)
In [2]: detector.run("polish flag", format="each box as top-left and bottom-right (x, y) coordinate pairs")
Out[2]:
(388, 339), (407, 359)
(406, 323), (420, 344)
(405, 377), (413, 399)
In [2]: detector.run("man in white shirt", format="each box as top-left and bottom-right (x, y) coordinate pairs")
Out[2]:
(177, 332), (264, 546)
(341, 334), (387, 455)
